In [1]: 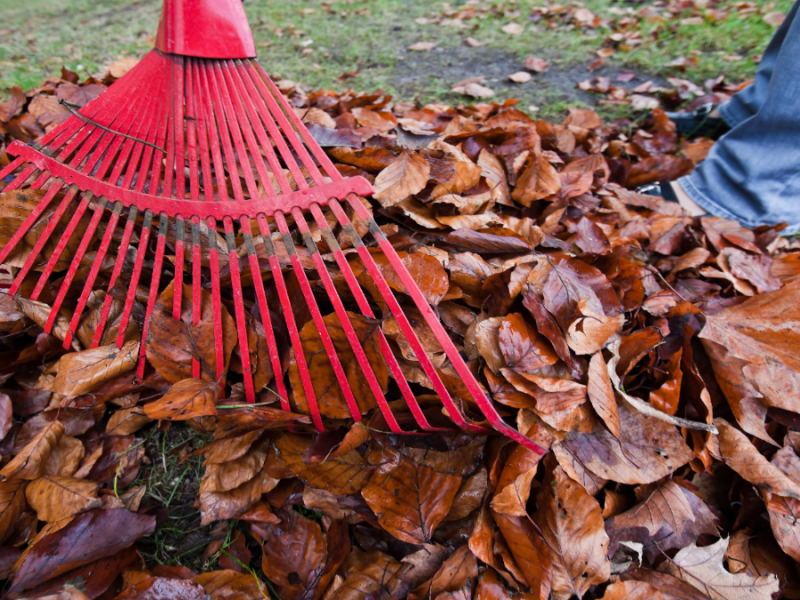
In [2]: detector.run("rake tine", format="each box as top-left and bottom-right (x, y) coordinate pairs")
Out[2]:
(342, 196), (546, 453)
(8, 185), (81, 297)
(162, 55), (182, 200)
(194, 61), (229, 390)
(224, 219), (255, 401)
(91, 206), (139, 348)
(237, 63), (308, 190)
(3, 165), (38, 192)
(135, 213), (169, 377)
(0, 180), (65, 265)
(39, 55), (149, 159)
(64, 202), (123, 349)
(41, 196), (109, 325)
(173, 217), (185, 320)
(115, 209), (154, 352)
(273, 210), (363, 422)
(328, 198), (489, 434)
(191, 218), (202, 378)
(228, 62), (293, 195)
(0, 157), (27, 186)
(307, 203), (445, 433)
(246, 63), (326, 188)
(241, 218), (290, 410)
(28, 192), (94, 302)
(293, 207), (398, 426)
(256, 214), (323, 431)
(207, 217), (226, 389)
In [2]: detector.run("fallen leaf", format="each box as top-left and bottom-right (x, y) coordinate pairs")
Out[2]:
(362, 451), (461, 544)
(11, 508), (156, 592)
(373, 151), (431, 207)
(25, 475), (101, 522)
(663, 537), (780, 600)
(144, 378), (220, 421)
(409, 42), (437, 51)
(534, 463), (610, 600)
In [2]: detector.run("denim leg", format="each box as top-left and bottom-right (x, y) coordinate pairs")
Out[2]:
(679, 0), (800, 234)
(718, 0), (798, 127)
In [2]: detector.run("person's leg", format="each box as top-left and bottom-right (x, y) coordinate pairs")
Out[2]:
(677, 2), (800, 234)
(718, 0), (798, 126)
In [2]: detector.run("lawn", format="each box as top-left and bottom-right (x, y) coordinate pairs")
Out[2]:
(0, 0), (791, 119)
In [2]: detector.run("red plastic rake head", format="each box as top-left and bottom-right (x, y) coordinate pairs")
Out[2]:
(0, 0), (544, 454)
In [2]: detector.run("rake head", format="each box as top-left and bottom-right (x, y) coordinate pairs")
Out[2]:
(0, 0), (544, 454)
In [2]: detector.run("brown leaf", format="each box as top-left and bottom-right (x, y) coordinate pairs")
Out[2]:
(0, 86), (25, 122)
(700, 278), (800, 421)
(599, 581), (668, 600)
(566, 299), (624, 355)
(715, 419), (800, 500)
(0, 420), (64, 481)
(106, 407), (152, 436)
(362, 451), (461, 544)
(0, 479), (27, 544)
(498, 313), (558, 372)
(491, 463), (537, 517)
(145, 283), (237, 384)
(193, 570), (267, 599)
(200, 439), (268, 493)
(144, 378), (220, 421)
(526, 56), (549, 73)
(373, 151), (431, 207)
(606, 479), (718, 562)
(275, 433), (375, 495)
(11, 508), (155, 592)
(663, 537), (779, 600)
(52, 342), (139, 397)
(512, 154), (561, 206)
(257, 507), (327, 594)
(558, 400), (693, 484)
(586, 353), (621, 440)
(465, 316), (505, 373)
(200, 472), (278, 526)
(289, 311), (386, 420)
(25, 475), (101, 522)
(492, 512), (552, 598)
(534, 463), (610, 600)
(329, 549), (402, 600)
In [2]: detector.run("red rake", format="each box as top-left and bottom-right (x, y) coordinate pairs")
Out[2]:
(0, 0), (544, 454)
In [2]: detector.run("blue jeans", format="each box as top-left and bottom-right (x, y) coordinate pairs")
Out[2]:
(679, 0), (800, 234)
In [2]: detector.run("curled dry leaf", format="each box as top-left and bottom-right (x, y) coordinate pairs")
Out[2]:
(586, 353), (621, 440)
(535, 463), (610, 600)
(25, 475), (101, 522)
(51, 341), (139, 397)
(715, 419), (800, 500)
(11, 508), (156, 592)
(362, 451), (461, 544)
(373, 151), (431, 207)
(663, 537), (780, 600)
(0, 419), (64, 481)
(557, 400), (694, 484)
(144, 378), (220, 421)
(275, 433), (375, 495)
(605, 479), (718, 562)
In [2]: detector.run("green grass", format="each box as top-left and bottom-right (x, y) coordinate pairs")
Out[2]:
(0, 0), (791, 119)
(0, 0), (789, 117)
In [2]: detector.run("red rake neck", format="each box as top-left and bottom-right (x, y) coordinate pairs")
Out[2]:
(155, 0), (256, 59)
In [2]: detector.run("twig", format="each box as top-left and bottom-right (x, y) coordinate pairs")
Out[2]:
(58, 98), (166, 153)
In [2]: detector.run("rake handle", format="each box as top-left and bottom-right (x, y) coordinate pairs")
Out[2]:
(155, 0), (256, 59)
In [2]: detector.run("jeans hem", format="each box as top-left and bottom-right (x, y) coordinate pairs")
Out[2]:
(717, 101), (752, 129)
(678, 174), (800, 235)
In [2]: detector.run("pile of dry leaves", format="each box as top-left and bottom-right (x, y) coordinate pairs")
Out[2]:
(0, 64), (799, 600)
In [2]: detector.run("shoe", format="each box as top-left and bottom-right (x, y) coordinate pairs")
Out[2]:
(664, 103), (730, 139)
(638, 182), (678, 202)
